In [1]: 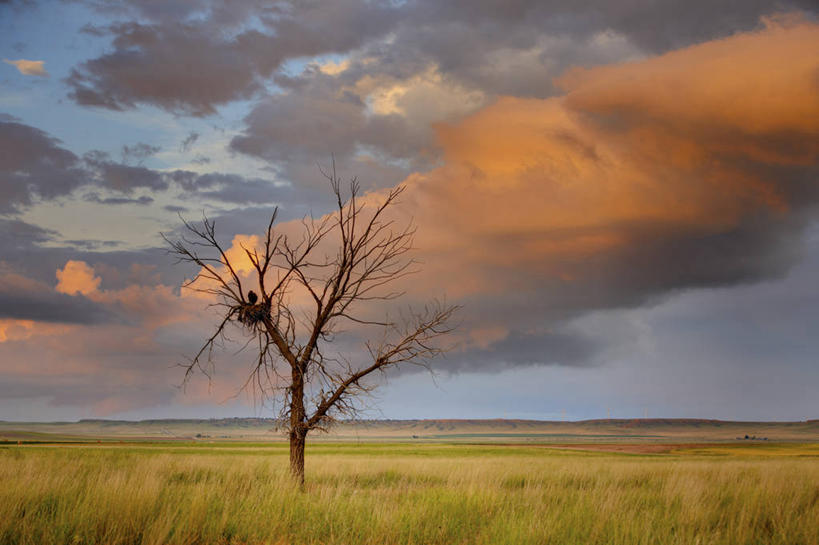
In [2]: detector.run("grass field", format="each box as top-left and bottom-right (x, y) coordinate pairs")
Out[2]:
(1, 441), (817, 545)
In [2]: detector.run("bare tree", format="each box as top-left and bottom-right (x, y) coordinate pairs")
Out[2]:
(164, 169), (457, 485)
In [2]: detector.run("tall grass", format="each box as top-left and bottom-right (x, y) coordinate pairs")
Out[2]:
(0, 443), (816, 544)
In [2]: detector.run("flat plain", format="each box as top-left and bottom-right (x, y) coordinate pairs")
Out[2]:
(0, 419), (817, 545)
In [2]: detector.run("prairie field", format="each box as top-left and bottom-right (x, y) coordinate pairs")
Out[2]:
(0, 441), (817, 545)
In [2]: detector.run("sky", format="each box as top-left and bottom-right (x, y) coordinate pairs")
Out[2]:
(0, 0), (817, 423)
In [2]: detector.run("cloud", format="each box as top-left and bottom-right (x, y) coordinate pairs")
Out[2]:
(0, 221), (205, 346)
(0, 118), (296, 213)
(66, 0), (398, 116)
(555, 14), (819, 163)
(83, 193), (154, 205)
(0, 119), (87, 212)
(63, 240), (122, 250)
(66, 22), (265, 116)
(67, 0), (816, 120)
(363, 17), (819, 369)
(56, 260), (102, 296)
(1, 257), (203, 348)
(0, 121), (162, 210)
(82, 151), (169, 193)
(229, 72), (448, 192)
(0, 218), (57, 249)
(173, 172), (284, 204)
(3, 5), (819, 418)
(61, 1), (817, 210)
(0, 319), (66, 343)
(3, 58), (48, 76)
(120, 142), (160, 165)
(0, 266), (112, 325)
(155, 15), (819, 377)
(0, 251), (251, 415)
(179, 131), (199, 153)
(224, 3), (813, 197)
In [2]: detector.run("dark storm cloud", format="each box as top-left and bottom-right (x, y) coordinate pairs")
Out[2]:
(83, 192), (154, 205)
(191, 179), (281, 205)
(83, 0), (278, 29)
(401, 0), (818, 58)
(595, 215), (811, 300)
(67, 22), (266, 116)
(371, 19), (819, 371)
(162, 200), (327, 253)
(231, 84), (367, 163)
(0, 119), (304, 215)
(0, 119), (87, 212)
(179, 131), (199, 153)
(82, 151), (168, 192)
(234, 74), (433, 160)
(68, 0), (816, 118)
(0, 218), (56, 248)
(0, 238), (189, 293)
(0, 120), (165, 210)
(63, 0), (817, 205)
(0, 230), (194, 331)
(63, 240), (122, 250)
(0, 218), (176, 292)
(120, 142), (160, 165)
(67, 0), (399, 115)
(448, 329), (601, 371)
(433, 210), (812, 371)
(171, 171), (290, 205)
(0, 269), (112, 324)
(587, 0), (818, 51)
(227, 1), (813, 190)
(230, 73), (437, 192)
(0, 117), (311, 322)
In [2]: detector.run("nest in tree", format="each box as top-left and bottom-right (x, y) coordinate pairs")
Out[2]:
(237, 301), (270, 326)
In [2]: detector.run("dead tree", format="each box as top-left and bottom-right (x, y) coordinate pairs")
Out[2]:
(164, 170), (457, 485)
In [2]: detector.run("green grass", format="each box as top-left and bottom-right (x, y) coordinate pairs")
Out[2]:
(0, 442), (817, 544)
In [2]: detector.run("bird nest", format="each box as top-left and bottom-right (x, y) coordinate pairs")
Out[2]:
(237, 302), (270, 326)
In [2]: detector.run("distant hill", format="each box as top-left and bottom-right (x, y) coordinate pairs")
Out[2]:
(1, 418), (817, 443)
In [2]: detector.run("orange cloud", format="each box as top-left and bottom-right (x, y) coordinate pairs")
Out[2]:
(3, 58), (48, 77)
(179, 234), (266, 303)
(424, 18), (817, 253)
(385, 16), (819, 351)
(223, 234), (262, 277)
(56, 260), (101, 296)
(0, 319), (68, 343)
(557, 15), (819, 155)
(53, 260), (196, 329)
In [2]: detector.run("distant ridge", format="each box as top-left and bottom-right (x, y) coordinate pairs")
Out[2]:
(1, 417), (816, 443)
(1, 417), (815, 426)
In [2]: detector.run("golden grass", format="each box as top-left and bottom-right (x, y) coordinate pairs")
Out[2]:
(0, 443), (816, 544)
(671, 443), (819, 457)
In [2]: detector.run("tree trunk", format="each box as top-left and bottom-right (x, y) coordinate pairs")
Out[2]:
(289, 427), (306, 486)
(289, 361), (307, 487)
